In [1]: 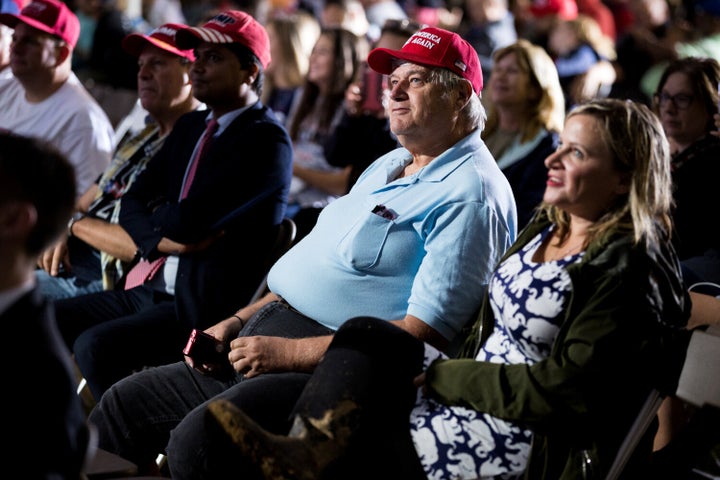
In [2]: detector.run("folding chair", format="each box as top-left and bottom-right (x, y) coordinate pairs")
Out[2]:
(606, 326), (720, 479)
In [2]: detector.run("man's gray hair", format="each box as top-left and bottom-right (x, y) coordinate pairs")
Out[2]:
(428, 68), (486, 131)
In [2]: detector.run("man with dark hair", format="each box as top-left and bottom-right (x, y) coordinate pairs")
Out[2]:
(0, 132), (91, 479)
(54, 10), (293, 402)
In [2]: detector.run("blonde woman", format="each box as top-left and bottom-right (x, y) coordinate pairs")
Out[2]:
(262, 12), (321, 125)
(482, 39), (566, 228)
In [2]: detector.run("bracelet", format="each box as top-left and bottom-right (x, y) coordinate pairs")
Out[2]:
(231, 314), (244, 325)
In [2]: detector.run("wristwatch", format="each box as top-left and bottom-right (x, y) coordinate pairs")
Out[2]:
(67, 212), (85, 237)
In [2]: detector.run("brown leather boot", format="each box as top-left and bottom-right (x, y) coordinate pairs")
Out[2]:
(208, 398), (360, 480)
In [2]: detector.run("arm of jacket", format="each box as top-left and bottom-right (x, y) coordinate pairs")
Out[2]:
(119, 107), (293, 261)
(424, 224), (691, 437)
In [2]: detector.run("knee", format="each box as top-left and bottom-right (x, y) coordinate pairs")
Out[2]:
(334, 316), (420, 353)
(73, 329), (104, 373)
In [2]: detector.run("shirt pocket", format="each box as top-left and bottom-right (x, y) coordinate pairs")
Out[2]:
(336, 209), (394, 270)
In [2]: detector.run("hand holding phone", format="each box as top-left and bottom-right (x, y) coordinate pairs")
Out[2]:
(183, 329), (227, 365)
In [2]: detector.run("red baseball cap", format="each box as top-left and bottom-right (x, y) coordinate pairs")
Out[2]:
(0, 0), (79, 48)
(367, 26), (483, 94)
(175, 10), (270, 69)
(529, 0), (578, 20)
(122, 23), (196, 62)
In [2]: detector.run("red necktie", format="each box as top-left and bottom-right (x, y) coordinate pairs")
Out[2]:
(124, 119), (219, 290)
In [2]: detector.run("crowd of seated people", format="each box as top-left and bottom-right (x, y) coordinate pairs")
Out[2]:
(0, 0), (718, 477)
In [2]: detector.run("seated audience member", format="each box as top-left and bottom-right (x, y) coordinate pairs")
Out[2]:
(608, 0), (675, 104)
(262, 11), (320, 125)
(482, 39), (565, 229)
(649, 55), (720, 465)
(576, 0), (616, 40)
(285, 27), (368, 239)
(547, 14), (617, 109)
(456, 0), (517, 83)
(326, 18), (423, 193)
(320, 0), (370, 38)
(207, 97), (692, 480)
(35, 23), (202, 300)
(0, 0), (114, 198)
(513, 0), (578, 50)
(640, 0), (720, 101)
(71, 0), (140, 126)
(1, 133), (92, 479)
(53, 10), (294, 402)
(87, 26), (518, 478)
(652, 56), (720, 266)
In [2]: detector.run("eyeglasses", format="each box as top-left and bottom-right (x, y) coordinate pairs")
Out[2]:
(653, 92), (695, 110)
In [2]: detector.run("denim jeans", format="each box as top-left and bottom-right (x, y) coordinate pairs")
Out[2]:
(35, 268), (103, 300)
(89, 301), (334, 478)
(35, 240), (103, 300)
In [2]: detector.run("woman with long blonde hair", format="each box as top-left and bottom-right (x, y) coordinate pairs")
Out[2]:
(482, 39), (565, 228)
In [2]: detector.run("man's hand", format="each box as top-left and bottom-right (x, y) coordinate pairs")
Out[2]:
(228, 335), (332, 378)
(158, 231), (225, 255)
(184, 315), (243, 377)
(37, 237), (70, 276)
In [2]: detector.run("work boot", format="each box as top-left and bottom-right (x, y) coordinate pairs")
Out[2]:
(208, 398), (360, 480)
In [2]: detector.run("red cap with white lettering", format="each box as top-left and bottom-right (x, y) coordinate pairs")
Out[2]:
(367, 26), (482, 93)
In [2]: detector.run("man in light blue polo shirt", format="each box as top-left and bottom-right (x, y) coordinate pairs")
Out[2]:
(268, 129), (514, 341)
(89, 25), (518, 478)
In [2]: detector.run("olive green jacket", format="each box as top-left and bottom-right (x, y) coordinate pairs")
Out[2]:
(425, 212), (691, 479)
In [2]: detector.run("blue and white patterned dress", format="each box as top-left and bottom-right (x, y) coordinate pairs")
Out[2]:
(410, 226), (584, 480)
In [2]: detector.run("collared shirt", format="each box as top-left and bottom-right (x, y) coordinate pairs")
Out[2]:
(268, 130), (517, 340)
(153, 105), (252, 295)
(93, 122), (164, 290)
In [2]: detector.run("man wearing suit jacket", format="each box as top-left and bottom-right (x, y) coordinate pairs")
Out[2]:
(53, 10), (294, 402)
(0, 133), (92, 479)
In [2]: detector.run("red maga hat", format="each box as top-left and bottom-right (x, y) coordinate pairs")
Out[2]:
(175, 10), (270, 69)
(529, 0), (578, 20)
(0, 0), (79, 48)
(367, 26), (483, 94)
(122, 23), (196, 61)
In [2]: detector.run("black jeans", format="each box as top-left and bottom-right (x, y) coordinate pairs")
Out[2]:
(54, 285), (179, 401)
(88, 300), (333, 478)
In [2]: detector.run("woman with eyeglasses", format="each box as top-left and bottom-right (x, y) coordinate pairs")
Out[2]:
(651, 56), (720, 472)
(652, 57), (720, 266)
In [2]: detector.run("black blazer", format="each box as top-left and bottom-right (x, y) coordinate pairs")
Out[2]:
(6, 288), (90, 478)
(119, 102), (293, 328)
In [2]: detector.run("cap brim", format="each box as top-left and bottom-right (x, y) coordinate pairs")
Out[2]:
(367, 47), (445, 75)
(0, 12), (55, 37)
(175, 26), (235, 50)
(122, 33), (194, 61)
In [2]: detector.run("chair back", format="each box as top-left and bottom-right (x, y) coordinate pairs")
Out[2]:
(606, 326), (720, 479)
(249, 217), (297, 303)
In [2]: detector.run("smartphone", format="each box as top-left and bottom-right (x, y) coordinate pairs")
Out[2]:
(183, 329), (227, 364)
(361, 66), (385, 114)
